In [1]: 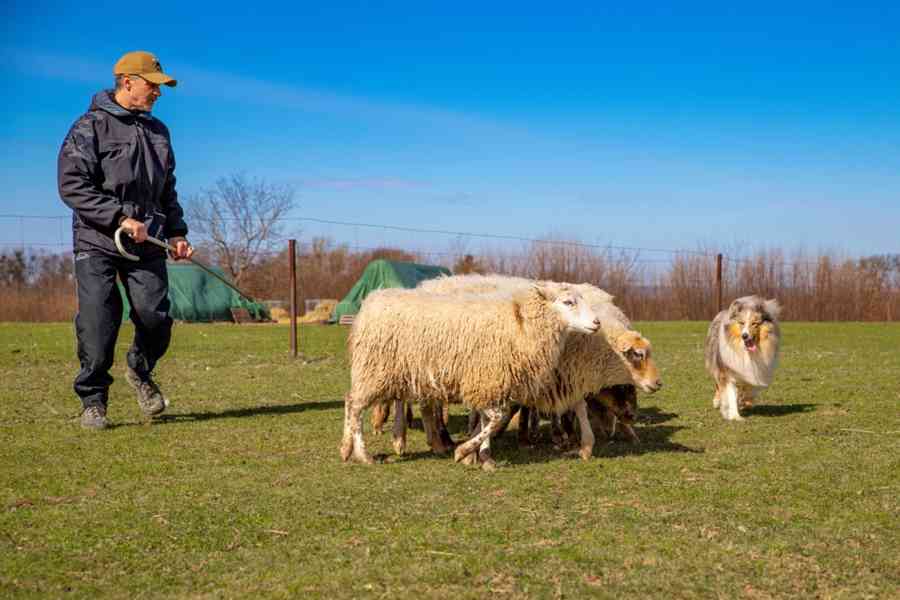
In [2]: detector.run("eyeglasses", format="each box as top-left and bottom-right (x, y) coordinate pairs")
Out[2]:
(125, 75), (160, 89)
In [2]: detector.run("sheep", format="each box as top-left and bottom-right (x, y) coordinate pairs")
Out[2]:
(417, 275), (660, 458)
(419, 274), (660, 394)
(340, 284), (601, 469)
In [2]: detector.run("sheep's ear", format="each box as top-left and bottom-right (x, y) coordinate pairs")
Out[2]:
(613, 331), (636, 353)
(763, 298), (781, 320)
(532, 284), (553, 301)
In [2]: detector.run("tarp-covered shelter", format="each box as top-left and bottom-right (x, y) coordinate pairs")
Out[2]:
(332, 259), (451, 322)
(120, 263), (270, 322)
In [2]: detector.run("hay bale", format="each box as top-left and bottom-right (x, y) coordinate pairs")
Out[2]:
(270, 300), (339, 324)
(299, 299), (338, 324)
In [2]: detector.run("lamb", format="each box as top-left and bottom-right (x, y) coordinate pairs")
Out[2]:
(417, 274), (661, 459)
(340, 284), (601, 468)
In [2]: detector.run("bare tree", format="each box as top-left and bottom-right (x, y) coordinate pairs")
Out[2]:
(186, 174), (296, 285)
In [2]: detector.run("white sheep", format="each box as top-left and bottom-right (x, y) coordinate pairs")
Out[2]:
(340, 284), (601, 469)
(416, 274), (661, 459)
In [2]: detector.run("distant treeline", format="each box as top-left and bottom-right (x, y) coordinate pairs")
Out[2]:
(2, 241), (898, 322)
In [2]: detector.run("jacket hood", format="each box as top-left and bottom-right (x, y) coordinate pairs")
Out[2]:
(89, 90), (155, 121)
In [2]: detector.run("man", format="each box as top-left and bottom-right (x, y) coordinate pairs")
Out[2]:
(58, 50), (193, 429)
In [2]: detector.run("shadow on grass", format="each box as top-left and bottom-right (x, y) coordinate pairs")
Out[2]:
(598, 425), (704, 457)
(155, 400), (344, 423)
(638, 406), (679, 425)
(743, 403), (817, 417)
(367, 406), (702, 466)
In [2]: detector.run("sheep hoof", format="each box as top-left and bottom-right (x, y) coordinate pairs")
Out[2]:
(480, 458), (497, 472)
(455, 446), (478, 465)
(431, 443), (451, 456)
(352, 447), (376, 464)
(392, 439), (406, 456)
(579, 446), (593, 461)
(340, 442), (353, 462)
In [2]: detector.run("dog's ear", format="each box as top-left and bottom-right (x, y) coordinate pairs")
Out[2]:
(763, 298), (781, 320)
(728, 299), (743, 318)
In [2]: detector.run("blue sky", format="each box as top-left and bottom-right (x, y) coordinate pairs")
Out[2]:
(3, 1), (899, 259)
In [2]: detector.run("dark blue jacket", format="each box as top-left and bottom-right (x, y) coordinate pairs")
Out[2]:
(58, 90), (187, 257)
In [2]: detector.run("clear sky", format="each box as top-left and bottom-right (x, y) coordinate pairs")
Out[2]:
(3, 1), (899, 259)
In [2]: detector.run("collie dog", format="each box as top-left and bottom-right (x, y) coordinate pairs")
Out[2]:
(705, 295), (781, 421)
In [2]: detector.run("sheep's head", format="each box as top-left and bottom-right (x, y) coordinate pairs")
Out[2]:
(534, 284), (601, 335)
(612, 330), (662, 393)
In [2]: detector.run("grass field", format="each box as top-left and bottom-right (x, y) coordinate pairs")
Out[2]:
(1, 321), (898, 599)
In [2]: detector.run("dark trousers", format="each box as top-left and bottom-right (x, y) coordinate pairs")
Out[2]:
(73, 253), (172, 408)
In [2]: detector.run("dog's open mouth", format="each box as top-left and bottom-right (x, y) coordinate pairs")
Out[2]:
(743, 338), (758, 352)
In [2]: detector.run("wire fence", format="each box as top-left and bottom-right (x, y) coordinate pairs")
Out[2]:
(2, 214), (899, 322)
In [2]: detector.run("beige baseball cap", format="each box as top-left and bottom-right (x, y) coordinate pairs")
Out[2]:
(113, 51), (177, 87)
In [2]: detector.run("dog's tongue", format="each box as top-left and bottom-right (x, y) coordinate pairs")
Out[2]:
(745, 339), (757, 352)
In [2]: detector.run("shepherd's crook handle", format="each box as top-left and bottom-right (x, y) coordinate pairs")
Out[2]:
(115, 227), (177, 261)
(114, 227), (140, 261)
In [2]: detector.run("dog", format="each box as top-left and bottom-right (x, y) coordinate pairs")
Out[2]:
(705, 295), (781, 421)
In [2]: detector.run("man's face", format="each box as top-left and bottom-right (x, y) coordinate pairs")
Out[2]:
(123, 75), (161, 112)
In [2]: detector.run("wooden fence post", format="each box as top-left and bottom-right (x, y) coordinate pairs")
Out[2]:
(289, 239), (298, 358)
(715, 253), (723, 314)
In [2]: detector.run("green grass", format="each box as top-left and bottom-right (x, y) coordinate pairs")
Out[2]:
(1, 321), (898, 599)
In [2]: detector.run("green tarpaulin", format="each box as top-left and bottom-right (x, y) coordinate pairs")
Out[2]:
(332, 259), (451, 322)
(120, 263), (270, 322)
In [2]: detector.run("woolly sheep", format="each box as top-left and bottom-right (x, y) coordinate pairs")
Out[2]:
(340, 284), (601, 468)
(416, 274), (661, 460)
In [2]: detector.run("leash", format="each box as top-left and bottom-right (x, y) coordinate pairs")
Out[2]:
(114, 226), (257, 303)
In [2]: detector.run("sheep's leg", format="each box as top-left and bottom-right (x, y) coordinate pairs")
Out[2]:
(460, 418), (482, 466)
(622, 423), (640, 443)
(371, 401), (389, 435)
(434, 400), (457, 450)
(391, 398), (407, 456)
(550, 412), (565, 447)
(455, 406), (507, 465)
(496, 404), (516, 437)
(573, 400), (595, 460)
(720, 381), (743, 421)
(341, 393), (375, 464)
(477, 417), (497, 472)
(527, 407), (541, 445)
(421, 402), (450, 455)
(470, 404), (515, 439)
(467, 409), (480, 437)
(340, 393), (354, 461)
(517, 405), (532, 447)
(552, 411), (576, 448)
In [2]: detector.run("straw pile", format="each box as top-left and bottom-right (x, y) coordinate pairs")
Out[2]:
(270, 300), (338, 324)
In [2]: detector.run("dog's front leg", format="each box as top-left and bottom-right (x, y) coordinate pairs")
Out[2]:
(719, 381), (744, 421)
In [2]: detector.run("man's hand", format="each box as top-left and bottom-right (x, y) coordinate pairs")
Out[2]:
(120, 217), (148, 243)
(168, 236), (194, 260)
